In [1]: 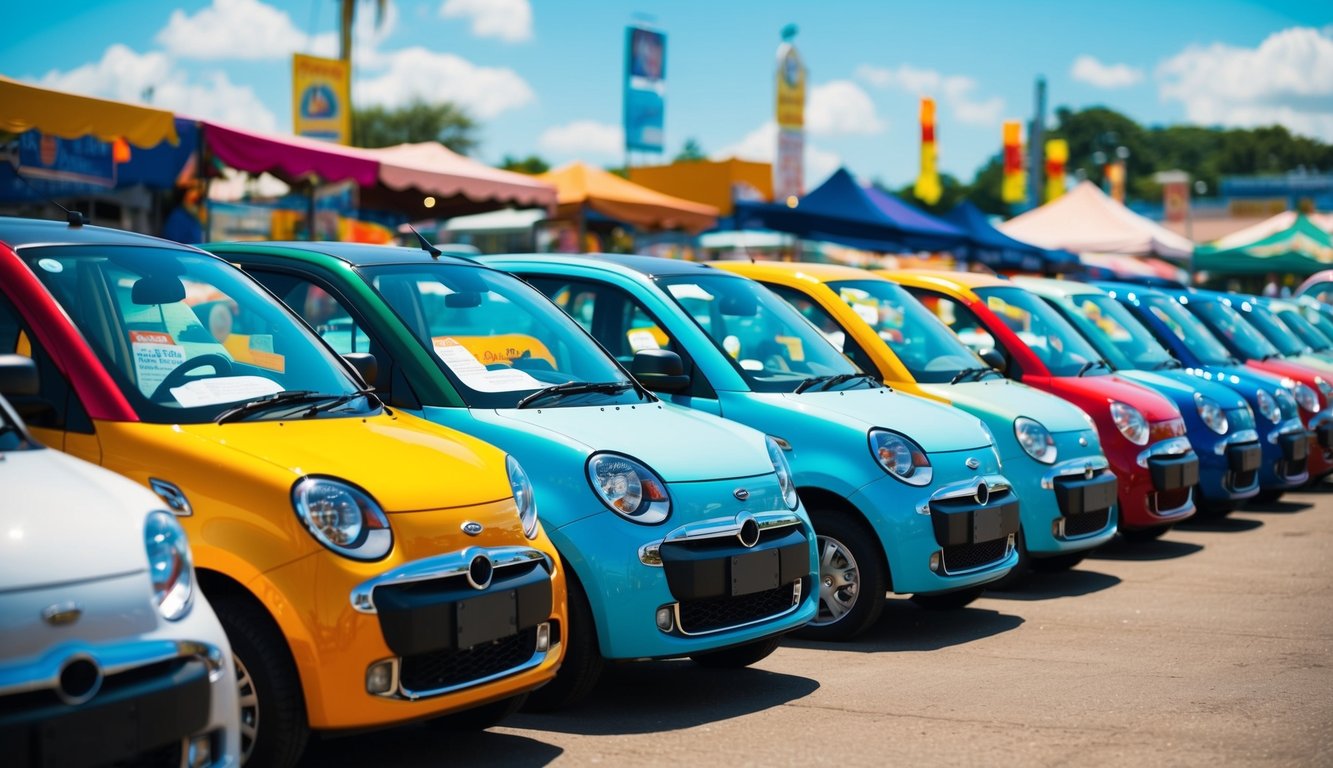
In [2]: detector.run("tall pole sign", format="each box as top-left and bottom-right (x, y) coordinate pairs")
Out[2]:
(914, 96), (942, 205)
(774, 24), (806, 203)
(624, 25), (667, 165)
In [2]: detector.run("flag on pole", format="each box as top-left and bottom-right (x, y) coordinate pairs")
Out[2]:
(1001, 120), (1026, 204)
(1044, 138), (1067, 202)
(914, 96), (941, 205)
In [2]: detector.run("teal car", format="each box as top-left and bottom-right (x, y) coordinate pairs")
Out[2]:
(490, 254), (1021, 641)
(207, 242), (818, 710)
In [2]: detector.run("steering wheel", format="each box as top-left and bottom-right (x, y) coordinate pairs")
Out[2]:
(151, 354), (234, 402)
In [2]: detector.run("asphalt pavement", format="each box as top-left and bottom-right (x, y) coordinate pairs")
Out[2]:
(300, 484), (1333, 767)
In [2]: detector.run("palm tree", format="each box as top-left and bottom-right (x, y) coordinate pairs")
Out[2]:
(339, 0), (387, 64)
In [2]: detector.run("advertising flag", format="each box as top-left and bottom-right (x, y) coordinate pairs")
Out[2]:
(624, 26), (666, 154)
(1106, 161), (1126, 203)
(292, 54), (351, 144)
(774, 29), (806, 201)
(1044, 138), (1068, 202)
(914, 96), (941, 205)
(1001, 120), (1026, 204)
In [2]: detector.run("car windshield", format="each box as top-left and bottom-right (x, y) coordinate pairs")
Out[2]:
(1300, 303), (1333, 344)
(826, 279), (985, 383)
(1057, 293), (1176, 371)
(1274, 307), (1332, 351)
(1138, 294), (1235, 366)
(973, 286), (1107, 377)
(657, 273), (873, 393)
(21, 245), (367, 423)
(362, 263), (644, 409)
(1186, 298), (1281, 361)
(1238, 301), (1307, 356)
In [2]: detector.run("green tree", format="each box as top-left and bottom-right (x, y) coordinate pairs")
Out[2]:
(964, 155), (1007, 216)
(499, 154), (550, 174)
(890, 173), (967, 215)
(674, 138), (707, 162)
(351, 100), (479, 155)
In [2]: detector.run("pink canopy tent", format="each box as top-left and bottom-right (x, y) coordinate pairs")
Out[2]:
(200, 120), (380, 187)
(999, 180), (1195, 261)
(361, 142), (555, 218)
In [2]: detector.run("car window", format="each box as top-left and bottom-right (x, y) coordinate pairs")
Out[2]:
(0, 290), (92, 433)
(763, 283), (876, 375)
(827, 280), (984, 383)
(905, 289), (997, 354)
(1139, 295), (1234, 366)
(974, 286), (1105, 377)
(1188, 299), (1280, 361)
(1066, 294), (1175, 371)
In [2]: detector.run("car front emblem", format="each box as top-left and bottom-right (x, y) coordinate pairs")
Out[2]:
(974, 483), (990, 506)
(461, 521), (484, 536)
(1078, 436), (1089, 447)
(733, 488), (750, 501)
(965, 457), (980, 470)
(42, 602), (82, 626)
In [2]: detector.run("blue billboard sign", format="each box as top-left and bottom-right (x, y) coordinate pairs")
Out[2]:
(624, 26), (666, 154)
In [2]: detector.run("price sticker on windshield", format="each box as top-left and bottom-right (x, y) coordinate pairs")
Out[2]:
(129, 331), (187, 394)
(433, 338), (544, 392)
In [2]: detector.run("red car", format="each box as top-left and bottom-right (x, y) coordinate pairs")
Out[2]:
(886, 271), (1198, 539)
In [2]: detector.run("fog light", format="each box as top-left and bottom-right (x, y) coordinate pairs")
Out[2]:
(535, 622), (551, 652)
(186, 733), (212, 768)
(366, 659), (396, 696)
(655, 606), (674, 631)
(929, 552), (942, 573)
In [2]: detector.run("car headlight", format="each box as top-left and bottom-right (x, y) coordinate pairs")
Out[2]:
(587, 453), (670, 524)
(507, 455), (539, 539)
(1255, 389), (1281, 424)
(1109, 401), (1149, 446)
(869, 429), (933, 486)
(1013, 417), (1057, 464)
(1275, 387), (1298, 417)
(1316, 377), (1333, 402)
(1292, 381), (1319, 413)
(292, 477), (393, 561)
(1195, 394), (1229, 435)
(766, 436), (799, 510)
(144, 511), (194, 621)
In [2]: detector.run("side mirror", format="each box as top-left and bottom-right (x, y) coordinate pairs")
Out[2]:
(0, 354), (38, 397)
(630, 349), (690, 393)
(979, 347), (1007, 374)
(342, 353), (378, 389)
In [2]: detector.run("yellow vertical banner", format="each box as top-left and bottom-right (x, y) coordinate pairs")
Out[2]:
(774, 31), (806, 201)
(292, 53), (351, 144)
(1105, 161), (1126, 203)
(1001, 120), (1026, 204)
(1044, 138), (1068, 202)
(914, 96), (941, 205)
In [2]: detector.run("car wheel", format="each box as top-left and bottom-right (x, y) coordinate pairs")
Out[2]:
(522, 572), (603, 712)
(689, 635), (782, 669)
(1029, 551), (1087, 573)
(214, 594), (308, 768)
(1195, 488), (1238, 518)
(1250, 488), (1284, 505)
(1121, 524), (1170, 542)
(435, 693), (528, 731)
(910, 585), (985, 610)
(792, 511), (886, 642)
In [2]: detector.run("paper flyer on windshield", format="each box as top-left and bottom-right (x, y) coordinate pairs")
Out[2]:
(434, 338), (543, 392)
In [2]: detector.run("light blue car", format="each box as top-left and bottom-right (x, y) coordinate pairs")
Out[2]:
(489, 254), (1022, 641)
(209, 241), (819, 711)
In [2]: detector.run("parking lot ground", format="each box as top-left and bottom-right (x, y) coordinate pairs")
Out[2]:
(301, 485), (1333, 767)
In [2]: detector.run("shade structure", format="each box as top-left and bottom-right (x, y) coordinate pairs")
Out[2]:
(199, 120), (380, 187)
(1209, 210), (1333, 250)
(538, 162), (718, 233)
(0, 76), (179, 148)
(999, 180), (1195, 260)
(1194, 213), (1333, 276)
(941, 201), (1077, 273)
(1078, 252), (1189, 285)
(733, 167), (965, 252)
(363, 142), (555, 215)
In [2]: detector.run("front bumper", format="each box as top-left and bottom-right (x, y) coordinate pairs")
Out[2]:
(1032, 455), (1119, 554)
(1256, 418), (1310, 489)
(1194, 429), (1263, 503)
(1114, 437), (1199, 530)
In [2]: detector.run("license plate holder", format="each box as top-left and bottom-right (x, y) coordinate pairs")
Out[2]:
(972, 506), (1005, 542)
(456, 590), (518, 649)
(731, 549), (780, 596)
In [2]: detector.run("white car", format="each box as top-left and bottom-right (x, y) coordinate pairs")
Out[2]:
(0, 355), (240, 767)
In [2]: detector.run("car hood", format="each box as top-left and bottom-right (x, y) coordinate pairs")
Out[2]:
(492, 401), (773, 482)
(772, 386), (992, 453)
(923, 378), (1094, 434)
(1043, 374), (1183, 423)
(1117, 370), (1248, 411)
(176, 413), (511, 512)
(0, 449), (152, 591)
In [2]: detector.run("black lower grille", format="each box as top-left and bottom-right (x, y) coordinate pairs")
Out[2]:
(111, 740), (183, 768)
(1062, 509), (1110, 537)
(1280, 459), (1305, 478)
(941, 538), (1008, 574)
(399, 627), (537, 694)
(677, 580), (801, 635)
(1228, 469), (1259, 492)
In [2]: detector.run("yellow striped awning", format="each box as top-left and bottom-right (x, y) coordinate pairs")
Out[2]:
(0, 75), (179, 148)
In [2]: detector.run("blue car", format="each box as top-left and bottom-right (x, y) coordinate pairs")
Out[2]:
(489, 254), (1023, 641)
(1018, 278), (1262, 515)
(208, 241), (820, 711)
(1096, 282), (1313, 500)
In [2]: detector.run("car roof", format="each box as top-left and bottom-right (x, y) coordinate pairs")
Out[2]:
(482, 252), (721, 279)
(881, 269), (1012, 289)
(711, 260), (876, 283)
(0, 215), (201, 251)
(1012, 275), (1101, 298)
(212, 240), (482, 268)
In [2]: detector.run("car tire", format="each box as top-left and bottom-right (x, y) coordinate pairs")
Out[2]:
(1121, 524), (1170, 542)
(213, 594), (308, 768)
(1195, 489), (1238, 518)
(435, 693), (528, 731)
(522, 572), (603, 712)
(689, 635), (782, 669)
(910, 585), (985, 610)
(1029, 551), (1087, 573)
(792, 510), (886, 642)
(1250, 488), (1284, 505)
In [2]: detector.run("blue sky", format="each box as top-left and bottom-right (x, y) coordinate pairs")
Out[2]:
(4, 0), (1331, 189)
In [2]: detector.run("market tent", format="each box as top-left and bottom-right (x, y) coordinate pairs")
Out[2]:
(539, 162), (718, 233)
(199, 120), (380, 187)
(941, 200), (1077, 273)
(0, 75), (178, 148)
(733, 167), (965, 251)
(363, 142), (555, 216)
(999, 180), (1195, 260)
(1079, 252), (1189, 284)
(1209, 210), (1333, 250)
(1194, 213), (1333, 276)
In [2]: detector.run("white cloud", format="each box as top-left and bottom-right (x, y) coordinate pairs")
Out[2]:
(806, 80), (885, 135)
(1070, 55), (1144, 89)
(712, 121), (842, 189)
(439, 0), (532, 43)
(855, 64), (1004, 126)
(1157, 27), (1333, 141)
(537, 120), (622, 158)
(36, 44), (278, 132)
(156, 0), (335, 60)
(355, 47), (534, 119)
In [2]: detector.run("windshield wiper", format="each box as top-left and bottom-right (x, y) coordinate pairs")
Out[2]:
(793, 373), (879, 394)
(214, 390), (330, 424)
(1152, 358), (1183, 370)
(516, 381), (635, 409)
(1075, 360), (1110, 377)
(1261, 352), (1284, 361)
(300, 390), (380, 418)
(949, 367), (992, 385)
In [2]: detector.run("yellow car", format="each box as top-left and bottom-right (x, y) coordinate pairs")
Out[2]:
(0, 217), (566, 768)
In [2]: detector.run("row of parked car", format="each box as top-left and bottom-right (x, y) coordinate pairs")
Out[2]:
(3, 214), (1332, 768)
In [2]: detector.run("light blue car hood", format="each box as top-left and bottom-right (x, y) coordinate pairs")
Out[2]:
(923, 378), (1094, 434)
(492, 401), (774, 482)
(763, 386), (992, 454)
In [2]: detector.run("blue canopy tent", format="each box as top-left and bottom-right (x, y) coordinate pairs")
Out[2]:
(732, 167), (967, 252)
(941, 201), (1079, 274)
